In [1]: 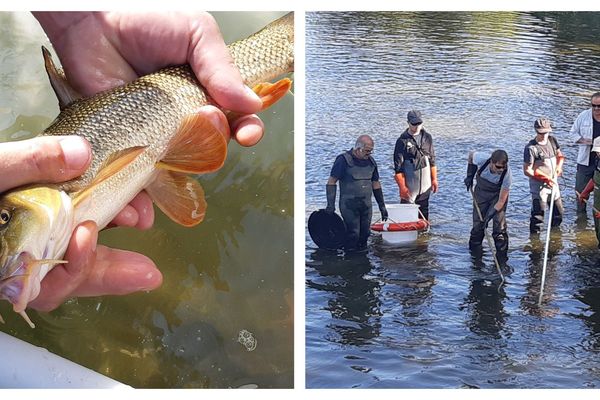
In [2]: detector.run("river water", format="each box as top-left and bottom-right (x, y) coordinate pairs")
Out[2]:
(306, 12), (600, 389)
(0, 11), (293, 388)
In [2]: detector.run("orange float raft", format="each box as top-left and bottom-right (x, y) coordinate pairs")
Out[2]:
(370, 219), (429, 232)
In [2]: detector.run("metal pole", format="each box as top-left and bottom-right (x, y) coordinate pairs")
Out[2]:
(538, 183), (556, 306)
(470, 187), (505, 285)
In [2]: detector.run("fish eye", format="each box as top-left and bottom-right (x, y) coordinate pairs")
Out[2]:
(0, 209), (10, 226)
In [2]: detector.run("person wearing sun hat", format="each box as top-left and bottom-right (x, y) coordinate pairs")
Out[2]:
(523, 117), (566, 233)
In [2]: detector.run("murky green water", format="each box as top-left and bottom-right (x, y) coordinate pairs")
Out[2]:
(0, 11), (293, 388)
(306, 11), (600, 388)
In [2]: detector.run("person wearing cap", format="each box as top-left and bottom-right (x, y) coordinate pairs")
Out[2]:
(523, 117), (566, 233)
(325, 135), (389, 251)
(464, 149), (512, 262)
(576, 137), (600, 248)
(570, 92), (600, 216)
(393, 110), (438, 221)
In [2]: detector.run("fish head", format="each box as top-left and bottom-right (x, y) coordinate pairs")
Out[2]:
(0, 186), (73, 313)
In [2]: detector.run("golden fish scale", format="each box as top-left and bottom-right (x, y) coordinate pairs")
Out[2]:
(42, 12), (294, 193)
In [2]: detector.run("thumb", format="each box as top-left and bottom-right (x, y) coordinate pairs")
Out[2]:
(0, 136), (91, 193)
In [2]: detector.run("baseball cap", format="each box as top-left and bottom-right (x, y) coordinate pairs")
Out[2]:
(407, 110), (423, 125)
(534, 117), (552, 134)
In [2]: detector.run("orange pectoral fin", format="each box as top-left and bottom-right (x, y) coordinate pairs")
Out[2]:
(146, 170), (207, 227)
(156, 113), (228, 175)
(73, 146), (147, 208)
(253, 78), (292, 111)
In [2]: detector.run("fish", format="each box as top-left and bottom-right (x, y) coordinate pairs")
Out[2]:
(0, 12), (294, 327)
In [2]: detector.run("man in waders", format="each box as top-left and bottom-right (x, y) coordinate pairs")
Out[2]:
(393, 110), (438, 221)
(570, 92), (600, 217)
(464, 149), (511, 263)
(576, 137), (600, 248)
(325, 135), (389, 251)
(523, 117), (565, 233)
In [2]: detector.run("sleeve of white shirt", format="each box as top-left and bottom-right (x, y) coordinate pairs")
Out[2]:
(472, 151), (488, 169)
(570, 110), (584, 139)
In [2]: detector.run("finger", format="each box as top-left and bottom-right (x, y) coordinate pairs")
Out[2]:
(231, 114), (265, 147)
(0, 136), (91, 193)
(107, 204), (138, 229)
(128, 191), (154, 230)
(107, 191), (154, 230)
(71, 246), (162, 297)
(29, 221), (98, 312)
(196, 105), (231, 141)
(188, 13), (261, 114)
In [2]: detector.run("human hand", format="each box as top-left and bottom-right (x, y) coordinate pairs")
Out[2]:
(380, 206), (389, 222)
(431, 179), (439, 193)
(29, 221), (162, 312)
(577, 179), (595, 205)
(399, 186), (410, 201)
(0, 136), (162, 312)
(483, 206), (497, 225)
(533, 170), (554, 187)
(33, 11), (265, 147)
(555, 167), (563, 177)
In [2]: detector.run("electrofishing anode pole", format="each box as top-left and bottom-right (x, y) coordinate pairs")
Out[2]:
(538, 182), (557, 306)
(470, 187), (505, 285)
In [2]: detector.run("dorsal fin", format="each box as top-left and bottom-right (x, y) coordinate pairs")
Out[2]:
(42, 46), (82, 110)
(72, 146), (147, 207)
(146, 170), (207, 227)
(155, 112), (228, 174)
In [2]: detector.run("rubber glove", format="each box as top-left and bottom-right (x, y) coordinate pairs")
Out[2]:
(373, 187), (388, 221)
(464, 163), (478, 191)
(325, 184), (336, 214)
(394, 173), (410, 200)
(577, 178), (595, 205)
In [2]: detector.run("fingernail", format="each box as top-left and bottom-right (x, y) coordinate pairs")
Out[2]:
(59, 136), (91, 170)
(244, 85), (261, 101)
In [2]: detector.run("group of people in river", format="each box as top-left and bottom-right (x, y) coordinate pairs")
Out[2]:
(323, 92), (600, 260)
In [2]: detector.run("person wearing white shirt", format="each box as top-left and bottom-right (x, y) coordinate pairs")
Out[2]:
(571, 92), (600, 216)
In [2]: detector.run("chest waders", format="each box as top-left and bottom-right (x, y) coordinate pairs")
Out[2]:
(591, 169), (600, 248)
(469, 159), (508, 261)
(401, 135), (432, 219)
(339, 153), (375, 251)
(529, 139), (564, 233)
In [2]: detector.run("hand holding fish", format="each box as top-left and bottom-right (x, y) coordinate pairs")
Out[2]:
(33, 11), (265, 146)
(0, 137), (161, 319)
(0, 13), (293, 326)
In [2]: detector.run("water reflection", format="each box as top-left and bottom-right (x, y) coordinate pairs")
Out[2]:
(521, 231), (563, 313)
(306, 249), (381, 346)
(461, 279), (507, 339)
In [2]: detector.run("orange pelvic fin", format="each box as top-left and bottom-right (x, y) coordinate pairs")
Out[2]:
(146, 170), (207, 227)
(156, 113), (228, 174)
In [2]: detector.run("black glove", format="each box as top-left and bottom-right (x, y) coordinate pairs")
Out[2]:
(373, 187), (388, 221)
(373, 188), (388, 221)
(380, 206), (389, 221)
(464, 163), (478, 191)
(325, 184), (336, 214)
(483, 206), (497, 225)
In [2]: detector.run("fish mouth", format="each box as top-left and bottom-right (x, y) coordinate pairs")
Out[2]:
(0, 252), (43, 313)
